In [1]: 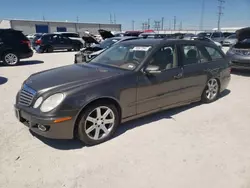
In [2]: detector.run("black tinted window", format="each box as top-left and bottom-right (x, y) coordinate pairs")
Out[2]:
(2, 31), (27, 41)
(62, 33), (80, 38)
(212, 32), (222, 38)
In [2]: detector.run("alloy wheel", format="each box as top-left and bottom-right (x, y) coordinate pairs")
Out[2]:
(4, 53), (18, 65)
(84, 106), (115, 140)
(205, 78), (219, 101)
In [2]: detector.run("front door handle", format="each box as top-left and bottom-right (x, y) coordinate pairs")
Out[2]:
(174, 73), (183, 79)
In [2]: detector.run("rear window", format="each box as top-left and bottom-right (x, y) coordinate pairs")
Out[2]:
(212, 32), (222, 38)
(62, 33), (80, 38)
(2, 31), (28, 41)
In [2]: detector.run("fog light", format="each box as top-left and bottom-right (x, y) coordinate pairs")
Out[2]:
(38, 124), (47, 132)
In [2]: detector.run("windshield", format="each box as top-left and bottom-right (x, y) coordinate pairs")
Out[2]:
(227, 34), (236, 39)
(99, 38), (121, 49)
(89, 43), (153, 70)
(198, 32), (212, 37)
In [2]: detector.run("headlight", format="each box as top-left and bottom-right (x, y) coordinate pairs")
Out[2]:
(40, 93), (64, 112)
(33, 97), (43, 108)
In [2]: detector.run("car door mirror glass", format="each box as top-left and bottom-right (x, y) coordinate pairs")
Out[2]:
(145, 65), (161, 74)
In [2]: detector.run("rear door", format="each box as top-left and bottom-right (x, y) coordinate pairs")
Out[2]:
(178, 43), (211, 101)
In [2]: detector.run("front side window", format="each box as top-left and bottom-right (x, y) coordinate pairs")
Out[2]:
(148, 45), (177, 71)
(89, 43), (153, 70)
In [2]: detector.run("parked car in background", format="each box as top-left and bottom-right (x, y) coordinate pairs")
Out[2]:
(15, 38), (231, 145)
(226, 27), (250, 70)
(223, 32), (235, 38)
(26, 33), (43, 41)
(74, 36), (138, 63)
(197, 31), (224, 43)
(54, 32), (85, 46)
(35, 33), (83, 53)
(31, 33), (44, 49)
(190, 36), (222, 48)
(0, 29), (33, 66)
(182, 33), (196, 40)
(222, 34), (237, 46)
(139, 33), (172, 39)
(124, 31), (143, 37)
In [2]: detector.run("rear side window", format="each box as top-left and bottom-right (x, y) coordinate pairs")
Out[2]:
(181, 44), (212, 65)
(204, 46), (223, 60)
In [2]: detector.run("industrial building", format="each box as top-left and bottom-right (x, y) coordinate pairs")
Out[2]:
(0, 19), (122, 35)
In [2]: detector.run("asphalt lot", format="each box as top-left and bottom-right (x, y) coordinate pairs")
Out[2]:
(1, 47), (250, 188)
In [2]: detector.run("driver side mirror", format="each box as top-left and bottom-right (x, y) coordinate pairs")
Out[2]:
(144, 65), (161, 74)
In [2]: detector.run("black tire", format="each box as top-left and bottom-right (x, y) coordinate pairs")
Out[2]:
(2, 52), (19, 66)
(74, 44), (81, 51)
(77, 102), (119, 146)
(67, 49), (72, 52)
(201, 78), (220, 103)
(46, 46), (53, 53)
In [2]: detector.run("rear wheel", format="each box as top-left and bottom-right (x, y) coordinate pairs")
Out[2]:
(201, 78), (220, 103)
(46, 46), (53, 53)
(2, 52), (19, 66)
(77, 103), (119, 146)
(74, 44), (81, 51)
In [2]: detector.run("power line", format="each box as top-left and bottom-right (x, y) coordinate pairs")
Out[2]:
(217, 0), (225, 31)
(199, 0), (205, 30)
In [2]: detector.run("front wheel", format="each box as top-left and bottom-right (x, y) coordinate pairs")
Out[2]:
(77, 103), (119, 146)
(201, 78), (220, 103)
(3, 52), (19, 66)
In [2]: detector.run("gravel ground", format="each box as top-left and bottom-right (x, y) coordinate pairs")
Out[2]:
(1, 48), (250, 188)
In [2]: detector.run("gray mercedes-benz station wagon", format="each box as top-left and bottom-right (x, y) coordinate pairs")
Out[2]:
(14, 39), (231, 146)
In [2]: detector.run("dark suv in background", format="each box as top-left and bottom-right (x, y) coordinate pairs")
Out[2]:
(34, 33), (83, 53)
(0, 29), (33, 66)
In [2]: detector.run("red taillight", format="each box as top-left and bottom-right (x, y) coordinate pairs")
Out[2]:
(21, 40), (31, 48)
(35, 39), (41, 45)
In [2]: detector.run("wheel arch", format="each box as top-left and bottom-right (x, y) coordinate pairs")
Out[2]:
(73, 96), (122, 137)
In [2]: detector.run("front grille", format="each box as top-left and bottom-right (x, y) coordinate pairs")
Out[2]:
(18, 84), (37, 106)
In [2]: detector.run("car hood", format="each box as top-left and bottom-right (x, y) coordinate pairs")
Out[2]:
(25, 64), (122, 92)
(236, 27), (250, 41)
(82, 35), (99, 44)
(98, 29), (114, 40)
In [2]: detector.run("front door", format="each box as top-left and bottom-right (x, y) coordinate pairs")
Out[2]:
(136, 45), (184, 114)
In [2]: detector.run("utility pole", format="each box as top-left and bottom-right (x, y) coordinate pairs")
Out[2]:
(114, 13), (116, 24)
(217, 0), (225, 31)
(132, 20), (135, 31)
(76, 16), (79, 23)
(110, 13), (113, 24)
(199, 0), (205, 30)
(147, 18), (150, 29)
(179, 21), (182, 30)
(173, 16), (176, 30)
(161, 17), (164, 30)
(42, 15), (45, 21)
(169, 20), (171, 30)
(154, 20), (161, 32)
